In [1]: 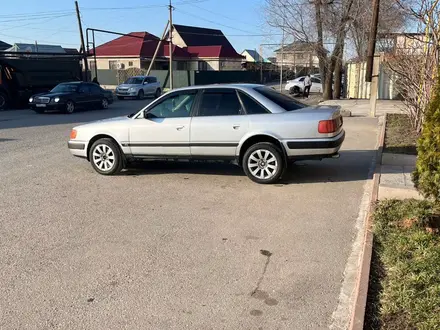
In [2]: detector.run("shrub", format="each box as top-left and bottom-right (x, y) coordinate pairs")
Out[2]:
(413, 73), (440, 201)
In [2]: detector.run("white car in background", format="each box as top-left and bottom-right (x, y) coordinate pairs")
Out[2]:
(285, 76), (323, 95)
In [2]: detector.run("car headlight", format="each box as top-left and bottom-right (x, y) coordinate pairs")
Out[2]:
(29, 97), (33, 103)
(129, 87), (136, 92)
(54, 97), (60, 103)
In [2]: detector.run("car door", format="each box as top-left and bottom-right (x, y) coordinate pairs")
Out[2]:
(89, 83), (104, 107)
(190, 88), (249, 158)
(76, 84), (91, 107)
(129, 90), (197, 157)
(311, 77), (322, 93)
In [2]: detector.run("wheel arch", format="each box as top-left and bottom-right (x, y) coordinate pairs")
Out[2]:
(237, 134), (287, 166)
(86, 134), (125, 162)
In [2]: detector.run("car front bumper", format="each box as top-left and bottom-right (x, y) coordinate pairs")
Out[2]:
(68, 141), (88, 158)
(116, 91), (138, 97)
(29, 102), (66, 110)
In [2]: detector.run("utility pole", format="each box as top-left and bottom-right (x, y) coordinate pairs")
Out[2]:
(75, 1), (88, 81)
(365, 0), (380, 82)
(168, 0), (174, 90)
(280, 21), (285, 92)
(259, 45), (263, 83)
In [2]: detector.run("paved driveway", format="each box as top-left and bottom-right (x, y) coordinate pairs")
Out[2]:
(0, 101), (378, 330)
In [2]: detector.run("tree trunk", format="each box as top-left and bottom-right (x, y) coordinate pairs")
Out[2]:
(314, 1), (327, 88)
(323, 71), (334, 100)
(333, 43), (344, 99)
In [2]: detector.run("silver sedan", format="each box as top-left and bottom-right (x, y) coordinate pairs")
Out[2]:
(68, 84), (345, 183)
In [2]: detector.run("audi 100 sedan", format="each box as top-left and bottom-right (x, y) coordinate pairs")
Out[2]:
(68, 84), (345, 184)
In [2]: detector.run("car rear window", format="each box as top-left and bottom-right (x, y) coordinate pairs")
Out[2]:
(254, 87), (306, 111)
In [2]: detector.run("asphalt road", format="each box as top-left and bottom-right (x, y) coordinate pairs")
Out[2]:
(0, 100), (378, 330)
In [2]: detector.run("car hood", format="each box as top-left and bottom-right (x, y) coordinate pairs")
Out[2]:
(117, 84), (139, 89)
(34, 92), (75, 98)
(75, 116), (132, 129)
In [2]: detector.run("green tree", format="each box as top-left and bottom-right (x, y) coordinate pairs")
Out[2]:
(413, 73), (440, 200)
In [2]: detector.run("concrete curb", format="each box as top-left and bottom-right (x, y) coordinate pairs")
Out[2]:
(349, 114), (386, 330)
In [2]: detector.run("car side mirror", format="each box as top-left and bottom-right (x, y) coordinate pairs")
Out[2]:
(143, 81), (149, 85)
(144, 111), (153, 119)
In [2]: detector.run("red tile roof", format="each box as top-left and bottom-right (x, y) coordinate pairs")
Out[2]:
(91, 31), (243, 59)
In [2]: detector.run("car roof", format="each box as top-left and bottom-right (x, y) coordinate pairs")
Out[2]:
(60, 81), (82, 84)
(168, 83), (264, 93)
(131, 75), (154, 78)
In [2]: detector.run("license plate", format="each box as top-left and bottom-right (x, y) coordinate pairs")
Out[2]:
(36, 104), (46, 107)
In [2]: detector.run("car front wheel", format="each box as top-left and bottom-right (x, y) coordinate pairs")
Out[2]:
(89, 138), (124, 175)
(65, 100), (75, 114)
(243, 142), (285, 184)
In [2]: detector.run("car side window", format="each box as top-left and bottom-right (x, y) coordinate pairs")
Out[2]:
(238, 92), (269, 115)
(150, 77), (157, 83)
(147, 92), (196, 118)
(78, 84), (90, 93)
(299, 77), (305, 82)
(89, 84), (102, 94)
(311, 78), (321, 84)
(144, 77), (151, 84)
(198, 90), (242, 116)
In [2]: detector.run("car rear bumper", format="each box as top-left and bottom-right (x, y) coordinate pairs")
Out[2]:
(282, 130), (345, 159)
(68, 141), (88, 158)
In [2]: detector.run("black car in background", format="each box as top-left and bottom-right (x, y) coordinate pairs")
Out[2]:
(29, 82), (113, 114)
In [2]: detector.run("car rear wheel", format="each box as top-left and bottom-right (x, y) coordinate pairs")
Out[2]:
(155, 88), (161, 98)
(243, 142), (285, 184)
(137, 90), (144, 100)
(0, 92), (8, 111)
(101, 98), (109, 109)
(89, 138), (123, 175)
(65, 100), (75, 114)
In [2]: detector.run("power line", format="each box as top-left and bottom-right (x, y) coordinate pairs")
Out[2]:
(0, 32), (79, 46)
(187, 3), (258, 28)
(80, 0), (208, 11)
(174, 8), (255, 34)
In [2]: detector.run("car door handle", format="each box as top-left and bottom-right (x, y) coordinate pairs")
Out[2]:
(233, 125), (240, 130)
(176, 125), (185, 130)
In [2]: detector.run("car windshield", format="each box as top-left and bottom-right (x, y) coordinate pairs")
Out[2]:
(254, 87), (306, 111)
(51, 84), (79, 93)
(124, 77), (144, 84)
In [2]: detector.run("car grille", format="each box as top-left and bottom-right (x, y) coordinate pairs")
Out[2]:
(118, 88), (129, 91)
(35, 97), (50, 104)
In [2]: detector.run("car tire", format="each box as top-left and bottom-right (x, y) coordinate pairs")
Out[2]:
(65, 100), (75, 114)
(242, 142), (285, 184)
(89, 138), (124, 175)
(0, 91), (8, 111)
(117, 96), (124, 100)
(293, 86), (301, 95)
(100, 98), (109, 109)
(155, 88), (161, 98)
(137, 90), (144, 100)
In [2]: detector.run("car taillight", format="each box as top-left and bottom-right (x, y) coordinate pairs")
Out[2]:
(70, 129), (77, 139)
(318, 118), (340, 133)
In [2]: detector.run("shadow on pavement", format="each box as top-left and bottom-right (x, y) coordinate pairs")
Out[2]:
(0, 99), (152, 130)
(120, 149), (378, 184)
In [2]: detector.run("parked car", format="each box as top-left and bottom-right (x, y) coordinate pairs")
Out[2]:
(285, 76), (323, 95)
(29, 82), (113, 114)
(115, 76), (161, 100)
(68, 84), (345, 184)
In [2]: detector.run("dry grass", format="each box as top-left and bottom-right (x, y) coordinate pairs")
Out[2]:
(384, 114), (418, 155)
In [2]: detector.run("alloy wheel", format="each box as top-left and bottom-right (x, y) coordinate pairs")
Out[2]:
(247, 149), (278, 180)
(92, 144), (115, 172)
(66, 101), (75, 113)
(102, 98), (109, 109)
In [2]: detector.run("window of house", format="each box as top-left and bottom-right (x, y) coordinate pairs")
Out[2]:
(238, 92), (269, 115)
(198, 61), (208, 71)
(89, 61), (96, 70)
(128, 61), (134, 67)
(177, 61), (188, 70)
(109, 60), (118, 70)
(198, 90), (242, 117)
(147, 92), (196, 118)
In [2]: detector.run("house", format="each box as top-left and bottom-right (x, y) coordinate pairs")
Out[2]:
(4, 43), (67, 53)
(241, 49), (270, 63)
(377, 33), (428, 56)
(274, 42), (320, 74)
(89, 32), (191, 71)
(0, 40), (11, 51)
(172, 24), (244, 71)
